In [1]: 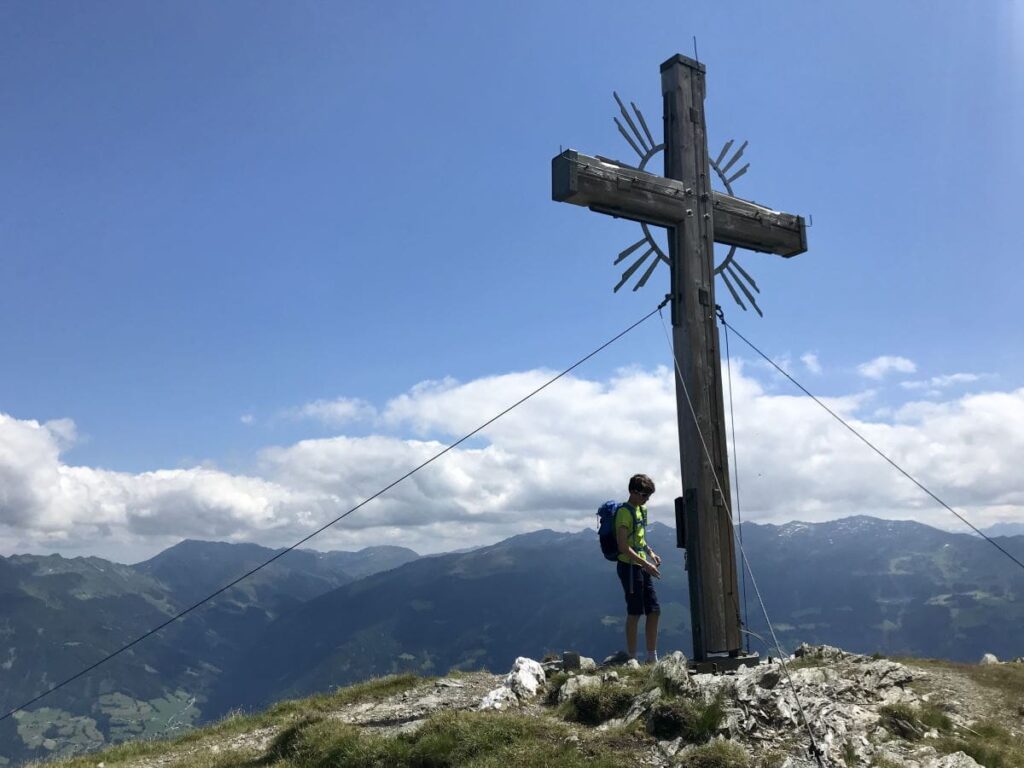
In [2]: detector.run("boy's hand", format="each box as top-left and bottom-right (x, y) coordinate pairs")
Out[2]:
(644, 561), (661, 579)
(651, 552), (662, 567)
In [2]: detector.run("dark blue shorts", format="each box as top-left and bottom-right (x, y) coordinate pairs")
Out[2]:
(616, 561), (660, 616)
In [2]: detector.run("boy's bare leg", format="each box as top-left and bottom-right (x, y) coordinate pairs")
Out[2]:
(625, 614), (640, 658)
(645, 611), (660, 656)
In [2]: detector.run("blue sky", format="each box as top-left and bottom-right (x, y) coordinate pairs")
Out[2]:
(1, 2), (1022, 560)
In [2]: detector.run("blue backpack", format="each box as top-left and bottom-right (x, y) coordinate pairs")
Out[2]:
(597, 500), (641, 561)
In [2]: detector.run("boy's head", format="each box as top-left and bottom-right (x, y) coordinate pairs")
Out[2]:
(628, 473), (655, 498)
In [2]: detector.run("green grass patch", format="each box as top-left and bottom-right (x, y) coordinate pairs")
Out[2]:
(34, 674), (426, 768)
(936, 720), (1024, 768)
(279, 709), (628, 768)
(783, 656), (829, 672)
(544, 671), (569, 705)
(754, 748), (788, 768)
(267, 673), (426, 718)
(878, 702), (952, 741)
(647, 693), (725, 743)
(677, 739), (750, 767)
(562, 686), (634, 726)
(840, 740), (859, 765)
(901, 658), (1024, 712)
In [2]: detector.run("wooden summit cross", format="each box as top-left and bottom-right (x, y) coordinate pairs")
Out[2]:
(552, 54), (807, 667)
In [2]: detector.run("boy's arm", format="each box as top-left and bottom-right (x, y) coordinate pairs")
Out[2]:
(618, 526), (660, 574)
(616, 525), (641, 563)
(646, 544), (662, 566)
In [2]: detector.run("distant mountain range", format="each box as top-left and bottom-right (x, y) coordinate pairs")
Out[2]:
(1, 517), (1022, 765)
(982, 522), (1024, 537)
(0, 540), (418, 766)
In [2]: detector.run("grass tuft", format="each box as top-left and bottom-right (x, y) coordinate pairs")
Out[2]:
(647, 694), (724, 743)
(901, 658), (1024, 712)
(878, 702), (952, 742)
(840, 740), (859, 765)
(677, 739), (750, 767)
(280, 709), (627, 768)
(936, 719), (1024, 768)
(562, 686), (634, 726)
(30, 674), (426, 768)
(544, 671), (569, 705)
(267, 673), (425, 718)
(264, 714), (323, 762)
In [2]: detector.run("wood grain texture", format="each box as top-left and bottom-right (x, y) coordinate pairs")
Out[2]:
(551, 151), (806, 257)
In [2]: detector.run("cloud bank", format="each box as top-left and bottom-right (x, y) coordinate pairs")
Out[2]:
(1, 364), (1022, 563)
(857, 355), (917, 380)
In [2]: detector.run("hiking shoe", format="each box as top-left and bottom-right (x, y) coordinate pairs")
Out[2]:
(602, 650), (635, 667)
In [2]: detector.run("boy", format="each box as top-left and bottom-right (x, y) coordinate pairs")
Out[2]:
(615, 473), (662, 664)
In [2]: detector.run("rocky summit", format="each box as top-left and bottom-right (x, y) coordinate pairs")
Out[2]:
(38, 644), (1024, 768)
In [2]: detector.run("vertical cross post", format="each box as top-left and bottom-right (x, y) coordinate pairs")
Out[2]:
(661, 55), (742, 659)
(551, 52), (806, 666)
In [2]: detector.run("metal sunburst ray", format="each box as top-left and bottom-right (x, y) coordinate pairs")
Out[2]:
(610, 94), (668, 292)
(613, 247), (654, 293)
(608, 101), (766, 312)
(613, 92), (653, 161)
(711, 139), (761, 315)
(725, 260), (762, 317)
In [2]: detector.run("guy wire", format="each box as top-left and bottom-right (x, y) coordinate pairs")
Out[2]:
(719, 317), (1024, 576)
(721, 314), (751, 655)
(657, 308), (826, 768)
(0, 299), (670, 724)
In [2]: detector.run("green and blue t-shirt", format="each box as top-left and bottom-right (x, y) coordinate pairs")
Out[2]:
(614, 503), (647, 564)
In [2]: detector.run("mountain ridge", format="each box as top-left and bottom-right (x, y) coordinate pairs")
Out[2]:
(2, 516), (1022, 764)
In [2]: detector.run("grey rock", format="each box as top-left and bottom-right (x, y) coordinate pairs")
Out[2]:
(622, 686), (661, 726)
(650, 651), (690, 694)
(557, 674), (602, 704)
(580, 656), (597, 672)
(793, 643), (847, 661)
(561, 651), (581, 671)
(758, 669), (782, 690)
(979, 653), (999, 666)
(541, 660), (563, 677)
(600, 686), (662, 731)
(657, 736), (684, 758)
(926, 752), (983, 768)
(505, 657), (545, 699)
(478, 657), (544, 709)
(697, 651), (923, 764)
(478, 686), (518, 711)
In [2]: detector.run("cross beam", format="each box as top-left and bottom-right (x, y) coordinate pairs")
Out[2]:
(552, 151), (806, 257)
(552, 54), (807, 662)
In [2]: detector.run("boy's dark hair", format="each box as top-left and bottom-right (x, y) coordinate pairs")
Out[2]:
(628, 474), (655, 495)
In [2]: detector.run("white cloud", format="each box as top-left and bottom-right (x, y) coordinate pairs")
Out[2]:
(0, 413), (324, 560)
(290, 397), (376, 426)
(901, 373), (983, 391)
(2, 366), (1023, 561)
(801, 353), (822, 375)
(857, 355), (917, 380)
(240, 414), (255, 425)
